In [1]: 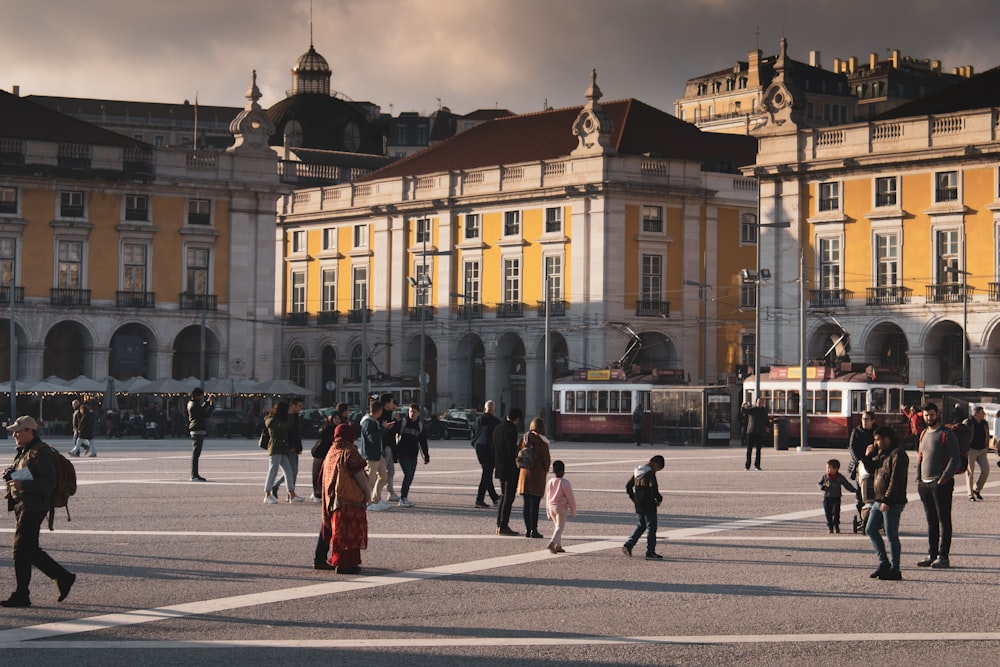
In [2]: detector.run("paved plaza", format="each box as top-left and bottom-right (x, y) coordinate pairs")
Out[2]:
(1, 434), (999, 666)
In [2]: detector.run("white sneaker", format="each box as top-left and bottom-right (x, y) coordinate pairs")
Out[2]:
(399, 498), (414, 508)
(377, 499), (391, 510)
(289, 494), (305, 503)
(388, 494), (400, 502)
(309, 493), (321, 503)
(264, 494), (278, 505)
(367, 502), (384, 512)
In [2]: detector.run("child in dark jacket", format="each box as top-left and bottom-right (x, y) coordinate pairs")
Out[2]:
(623, 455), (665, 560)
(819, 459), (856, 533)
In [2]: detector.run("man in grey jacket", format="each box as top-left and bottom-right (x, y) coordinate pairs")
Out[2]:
(915, 403), (960, 569)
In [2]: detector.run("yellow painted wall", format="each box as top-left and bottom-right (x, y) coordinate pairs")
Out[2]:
(19, 188), (55, 297)
(150, 196), (185, 299)
(213, 199), (230, 305)
(86, 191), (121, 299)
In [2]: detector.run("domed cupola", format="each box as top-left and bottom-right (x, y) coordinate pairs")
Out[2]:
(291, 44), (331, 96)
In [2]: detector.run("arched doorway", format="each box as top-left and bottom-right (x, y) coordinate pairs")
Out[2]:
(172, 325), (220, 380)
(405, 334), (439, 411)
(633, 332), (678, 372)
(923, 320), (966, 385)
(289, 345), (306, 387)
(44, 321), (92, 379)
(109, 323), (157, 379)
(864, 322), (909, 379)
(450, 332), (485, 408)
(321, 345), (337, 406)
(495, 333), (526, 417)
(809, 321), (851, 366)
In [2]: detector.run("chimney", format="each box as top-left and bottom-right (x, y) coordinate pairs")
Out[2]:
(931, 60), (941, 73)
(833, 57), (842, 73)
(968, 65), (975, 77)
(870, 52), (878, 69)
(810, 50), (822, 68)
(11, 85), (19, 96)
(748, 49), (761, 71)
(891, 50), (901, 68)
(848, 56), (858, 73)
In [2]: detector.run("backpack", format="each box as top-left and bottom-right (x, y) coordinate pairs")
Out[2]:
(515, 433), (534, 469)
(918, 426), (968, 475)
(45, 445), (77, 531)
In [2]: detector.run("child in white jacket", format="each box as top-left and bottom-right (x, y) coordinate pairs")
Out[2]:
(545, 460), (577, 554)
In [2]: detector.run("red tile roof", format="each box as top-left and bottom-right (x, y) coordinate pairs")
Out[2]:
(362, 99), (757, 181)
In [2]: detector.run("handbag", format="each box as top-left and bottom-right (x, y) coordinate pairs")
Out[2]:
(334, 451), (365, 504)
(258, 428), (269, 450)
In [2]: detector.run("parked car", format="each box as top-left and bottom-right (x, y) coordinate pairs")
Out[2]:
(206, 409), (257, 438)
(441, 410), (481, 440)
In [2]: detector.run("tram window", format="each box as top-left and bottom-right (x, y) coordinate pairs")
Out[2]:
(587, 391), (598, 412)
(774, 390), (786, 413)
(870, 388), (886, 413)
(553, 391), (561, 411)
(609, 391), (620, 412)
(598, 391), (609, 412)
(760, 390), (772, 411)
(575, 391), (585, 413)
(814, 390), (829, 414)
(829, 391), (843, 414)
(788, 391), (800, 413)
(622, 392), (633, 413)
(851, 390), (866, 413)
(887, 388), (901, 413)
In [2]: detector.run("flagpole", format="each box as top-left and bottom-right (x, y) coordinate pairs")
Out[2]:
(193, 92), (198, 148)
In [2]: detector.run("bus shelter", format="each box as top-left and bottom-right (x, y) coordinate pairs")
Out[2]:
(650, 386), (733, 446)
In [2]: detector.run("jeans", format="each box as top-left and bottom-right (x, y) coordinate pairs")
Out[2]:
(496, 478), (517, 528)
(273, 452), (300, 494)
(522, 493), (542, 534)
(823, 497), (842, 529)
(69, 436), (94, 456)
(626, 510), (658, 555)
(264, 454), (296, 494)
(866, 502), (904, 571)
(918, 478), (954, 559)
(966, 448), (989, 495)
(384, 446), (396, 497)
(398, 457), (417, 499)
(366, 457), (388, 503)
(190, 431), (206, 478)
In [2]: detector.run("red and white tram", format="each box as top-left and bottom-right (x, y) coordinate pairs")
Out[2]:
(742, 364), (909, 445)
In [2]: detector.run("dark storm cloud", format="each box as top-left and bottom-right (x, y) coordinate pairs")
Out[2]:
(3, 0), (1000, 115)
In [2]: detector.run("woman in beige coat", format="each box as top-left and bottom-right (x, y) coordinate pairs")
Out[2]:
(517, 417), (551, 538)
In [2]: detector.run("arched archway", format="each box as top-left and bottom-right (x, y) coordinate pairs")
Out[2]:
(172, 325), (220, 380)
(494, 333), (526, 416)
(450, 332), (485, 408)
(289, 345), (306, 387)
(808, 321), (851, 366)
(633, 332), (678, 371)
(923, 320), (966, 385)
(109, 323), (158, 379)
(405, 334), (439, 410)
(44, 321), (93, 379)
(864, 322), (909, 378)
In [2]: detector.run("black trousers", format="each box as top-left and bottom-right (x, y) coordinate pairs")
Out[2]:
(312, 457), (324, 497)
(918, 478), (954, 559)
(746, 434), (764, 469)
(522, 493), (542, 534)
(190, 432), (205, 477)
(476, 449), (498, 503)
(12, 508), (71, 598)
(496, 478), (517, 528)
(314, 526), (329, 566)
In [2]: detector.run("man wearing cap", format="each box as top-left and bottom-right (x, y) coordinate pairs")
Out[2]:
(2, 416), (75, 607)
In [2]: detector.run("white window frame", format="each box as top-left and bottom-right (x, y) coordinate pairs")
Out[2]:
(321, 268), (337, 312)
(874, 232), (899, 287)
(740, 213), (757, 244)
(874, 176), (897, 208)
(740, 281), (756, 308)
(415, 218), (431, 244)
(818, 181), (840, 213)
(545, 207), (563, 234)
(353, 224), (368, 249)
(352, 265), (368, 310)
(817, 236), (842, 290)
(0, 237), (17, 287)
(412, 262), (431, 307)
(121, 242), (148, 292)
(934, 170), (960, 203)
(544, 255), (563, 301)
(56, 239), (85, 289)
(291, 230), (307, 254)
(124, 194), (149, 222)
(640, 254), (663, 302)
(463, 259), (481, 304)
(184, 246), (211, 295)
(935, 228), (962, 284)
(322, 227), (337, 252)
(0, 186), (18, 216)
(642, 206), (663, 234)
(503, 210), (521, 237)
(187, 198), (211, 225)
(290, 270), (306, 313)
(59, 190), (86, 219)
(503, 256), (520, 304)
(465, 214), (481, 240)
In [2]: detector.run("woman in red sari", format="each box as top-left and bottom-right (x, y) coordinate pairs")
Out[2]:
(321, 424), (372, 574)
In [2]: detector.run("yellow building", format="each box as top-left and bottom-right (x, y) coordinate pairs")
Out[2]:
(750, 65), (1000, 386)
(276, 73), (759, 412)
(0, 77), (284, 386)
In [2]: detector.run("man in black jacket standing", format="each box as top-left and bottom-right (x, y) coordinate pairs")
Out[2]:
(2, 416), (75, 607)
(491, 408), (522, 535)
(472, 400), (501, 508)
(187, 388), (214, 482)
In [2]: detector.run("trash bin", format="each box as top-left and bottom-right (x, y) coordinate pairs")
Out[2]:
(773, 418), (788, 450)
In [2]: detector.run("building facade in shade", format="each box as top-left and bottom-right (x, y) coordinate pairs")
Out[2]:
(275, 73), (760, 412)
(0, 74), (285, 384)
(749, 65), (1000, 388)
(677, 40), (969, 135)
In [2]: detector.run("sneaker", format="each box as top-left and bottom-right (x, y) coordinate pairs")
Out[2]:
(309, 493), (321, 503)
(974, 490), (984, 501)
(878, 569), (903, 580)
(68, 451), (80, 457)
(969, 495), (977, 502)
(377, 499), (391, 510)
(917, 557), (936, 567)
(474, 500), (490, 508)
(87, 453), (97, 458)
(289, 494), (305, 503)
(388, 494), (400, 502)
(834, 525), (840, 533)
(754, 466), (762, 471)
(263, 494), (278, 505)
(57, 573), (76, 602)
(191, 476), (207, 482)
(646, 553), (664, 560)
(622, 544), (633, 557)
(0, 595), (31, 608)
(931, 557), (950, 569)
(399, 498), (414, 508)
(367, 503), (384, 512)
(870, 563), (891, 579)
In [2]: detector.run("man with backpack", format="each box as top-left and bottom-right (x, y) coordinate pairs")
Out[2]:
(2, 416), (75, 607)
(916, 403), (961, 569)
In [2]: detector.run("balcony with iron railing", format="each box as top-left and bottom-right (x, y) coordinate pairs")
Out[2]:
(536, 300), (567, 317)
(116, 291), (156, 308)
(347, 308), (372, 323)
(317, 310), (341, 325)
(285, 311), (310, 326)
(635, 300), (670, 317)
(865, 286), (912, 306)
(408, 306), (436, 322)
(925, 283), (973, 304)
(456, 303), (483, 320)
(50, 288), (91, 307)
(990, 283), (1000, 302)
(808, 289), (853, 308)
(496, 302), (524, 319)
(0, 285), (24, 304)
(179, 292), (218, 311)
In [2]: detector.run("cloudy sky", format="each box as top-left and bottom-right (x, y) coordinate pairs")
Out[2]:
(4, 0), (1000, 116)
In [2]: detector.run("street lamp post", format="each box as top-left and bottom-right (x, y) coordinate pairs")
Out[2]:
(544, 274), (552, 435)
(749, 220), (790, 400)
